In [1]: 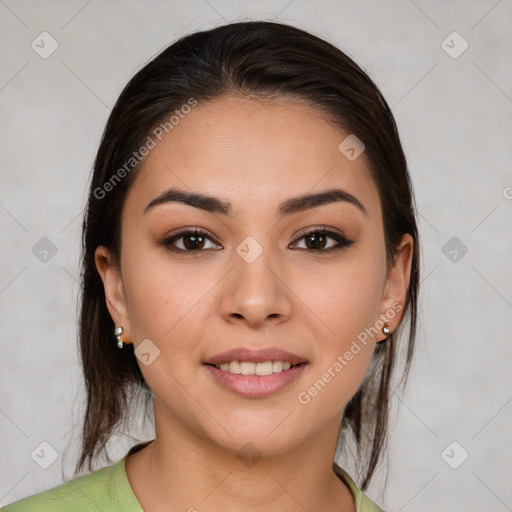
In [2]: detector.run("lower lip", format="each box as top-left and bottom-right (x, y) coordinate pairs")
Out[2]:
(204, 364), (307, 398)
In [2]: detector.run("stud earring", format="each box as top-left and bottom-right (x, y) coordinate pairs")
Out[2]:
(382, 322), (391, 336)
(115, 326), (124, 349)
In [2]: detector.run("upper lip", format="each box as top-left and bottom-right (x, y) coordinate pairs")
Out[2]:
(204, 347), (308, 366)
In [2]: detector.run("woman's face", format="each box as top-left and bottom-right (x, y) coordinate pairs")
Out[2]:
(97, 95), (412, 457)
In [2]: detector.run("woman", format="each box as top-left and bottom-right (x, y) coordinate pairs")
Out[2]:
(2, 20), (418, 512)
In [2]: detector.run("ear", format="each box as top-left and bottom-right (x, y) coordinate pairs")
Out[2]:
(94, 246), (132, 345)
(376, 233), (414, 342)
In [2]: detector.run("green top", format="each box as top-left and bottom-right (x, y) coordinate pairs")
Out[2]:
(1, 443), (383, 511)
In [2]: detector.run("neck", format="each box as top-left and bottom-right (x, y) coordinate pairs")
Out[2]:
(125, 404), (356, 512)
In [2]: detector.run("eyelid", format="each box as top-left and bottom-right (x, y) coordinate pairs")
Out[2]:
(163, 226), (220, 243)
(293, 224), (347, 240)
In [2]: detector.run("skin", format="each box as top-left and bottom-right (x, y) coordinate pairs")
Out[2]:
(95, 95), (413, 512)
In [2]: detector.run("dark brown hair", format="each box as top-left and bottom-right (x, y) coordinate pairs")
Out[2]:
(76, 20), (419, 490)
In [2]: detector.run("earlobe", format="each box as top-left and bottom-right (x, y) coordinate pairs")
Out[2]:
(377, 234), (414, 341)
(94, 246), (132, 344)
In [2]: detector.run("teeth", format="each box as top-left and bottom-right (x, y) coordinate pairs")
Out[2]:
(214, 360), (298, 375)
(240, 362), (256, 375)
(255, 361), (273, 376)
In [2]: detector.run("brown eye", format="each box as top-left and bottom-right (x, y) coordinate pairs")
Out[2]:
(304, 232), (328, 250)
(182, 233), (206, 250)
(162, 229), (222, 253)
(291, 229), (354, 252)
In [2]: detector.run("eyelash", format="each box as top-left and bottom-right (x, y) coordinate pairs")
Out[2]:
(160, 227), (354, 255)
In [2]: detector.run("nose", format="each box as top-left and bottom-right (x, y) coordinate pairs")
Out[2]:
(218, 247), (293, 329)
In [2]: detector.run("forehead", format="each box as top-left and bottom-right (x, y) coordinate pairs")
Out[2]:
(124, 95), (381, 220)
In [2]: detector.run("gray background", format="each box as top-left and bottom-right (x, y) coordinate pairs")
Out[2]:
(1, 0), (511, 510)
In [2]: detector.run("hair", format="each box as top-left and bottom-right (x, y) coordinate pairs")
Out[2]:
(76, 20), (419, 490)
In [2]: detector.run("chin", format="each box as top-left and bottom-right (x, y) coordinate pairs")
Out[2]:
(202, 414), (307, 458)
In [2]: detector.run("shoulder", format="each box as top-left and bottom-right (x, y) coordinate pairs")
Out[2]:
(334, 464), (386, 512)
(0, 456), (141, 512)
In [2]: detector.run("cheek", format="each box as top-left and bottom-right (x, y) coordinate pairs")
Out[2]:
(293, 254), (386, 348)
(120, 248), (238, 402)
(120, 251), (218, 397)
(120, 246), (214, 344)
(290, 250), (386, 409)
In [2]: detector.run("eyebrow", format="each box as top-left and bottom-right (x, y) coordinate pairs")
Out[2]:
(144, 187), (367, 217)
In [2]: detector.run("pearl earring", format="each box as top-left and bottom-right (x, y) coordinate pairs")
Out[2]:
(115, 326), (124, 349)
(382, 322), (391, 336)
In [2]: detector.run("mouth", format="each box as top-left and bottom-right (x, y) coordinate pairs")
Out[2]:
(203, 347), (308, 397)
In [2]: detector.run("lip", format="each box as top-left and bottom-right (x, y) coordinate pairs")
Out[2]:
(203, 346), (309, 398)
(204, 347), (308, 366)
(204, 363), (308, 398)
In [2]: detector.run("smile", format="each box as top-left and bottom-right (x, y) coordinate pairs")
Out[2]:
(203, 347), (308, 397)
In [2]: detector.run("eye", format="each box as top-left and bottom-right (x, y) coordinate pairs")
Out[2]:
(160, 227), (353, 254)
(290, 227), (354, 252)
(161, 228), (222, 253)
